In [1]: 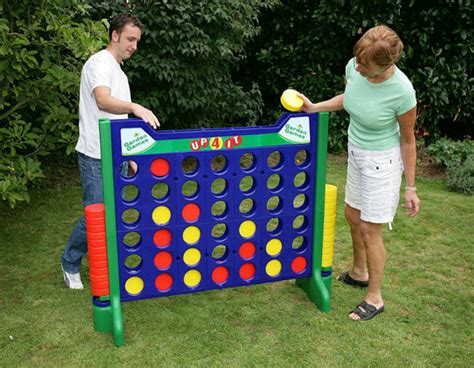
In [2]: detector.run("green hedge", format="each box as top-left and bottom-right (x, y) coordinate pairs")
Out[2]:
(238, 0), (473, 151)
(88, 0), (279, 129)
(0, 1), (106, 207)
(1, 0), (472, 207)
(426, 138), (474, 195)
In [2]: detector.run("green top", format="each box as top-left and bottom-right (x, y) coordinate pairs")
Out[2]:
(343, 58), (416, 150)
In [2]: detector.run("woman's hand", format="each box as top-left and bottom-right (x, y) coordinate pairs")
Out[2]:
(297, 93), (316, 113)
(401, 190), (420, 217)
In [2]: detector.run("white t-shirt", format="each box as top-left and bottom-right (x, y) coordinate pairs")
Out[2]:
(75, 49), (131, 159)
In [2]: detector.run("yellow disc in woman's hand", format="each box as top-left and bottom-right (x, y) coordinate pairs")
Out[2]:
(280, 89), (303, 112)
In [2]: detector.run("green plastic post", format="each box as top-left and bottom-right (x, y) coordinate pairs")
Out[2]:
(99, 118), (124, 346)
(296, 112), (331, 312)
(93, 303), (113, 332)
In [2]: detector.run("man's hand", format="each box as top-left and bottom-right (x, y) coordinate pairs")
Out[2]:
(401, 190), (420, 217)
(93, 87), (161, 129)
(132, 103), (160, 129)
(128, 160), (138, 176)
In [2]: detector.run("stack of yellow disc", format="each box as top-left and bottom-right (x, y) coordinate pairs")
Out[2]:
(280, 89), (304, 112)
(322, 184), (337, 268)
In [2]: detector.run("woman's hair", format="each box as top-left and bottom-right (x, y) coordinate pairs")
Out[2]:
(109, 13), (143, 41)
(353, 25), (404, 68)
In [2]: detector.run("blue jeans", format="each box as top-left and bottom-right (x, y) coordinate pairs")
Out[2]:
(61, 152), (103, 273)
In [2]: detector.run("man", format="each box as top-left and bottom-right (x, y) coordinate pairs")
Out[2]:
(61, 13), (159, 289)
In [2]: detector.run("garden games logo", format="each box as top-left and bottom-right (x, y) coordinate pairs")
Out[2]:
(278, 116), (310, 144)
(121, 128), (154, 155)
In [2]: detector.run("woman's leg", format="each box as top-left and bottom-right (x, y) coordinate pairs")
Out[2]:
(344, 204), (369, 282)
(349, 220), (385, 320)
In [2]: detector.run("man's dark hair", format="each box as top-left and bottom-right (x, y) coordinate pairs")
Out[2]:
(109, 13), (143, 41)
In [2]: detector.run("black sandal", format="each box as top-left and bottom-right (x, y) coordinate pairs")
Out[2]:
(337, 271), (369, 287)
(350, 301), (384, 321)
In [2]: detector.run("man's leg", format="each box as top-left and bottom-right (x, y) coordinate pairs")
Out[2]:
(61, 216), (88, 274)
(344, 205), (369, 282)
(61, 153), (103, 288)
(349, 220), (385, 320)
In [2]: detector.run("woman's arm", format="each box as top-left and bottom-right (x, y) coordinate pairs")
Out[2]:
(298, 93), (345, 113)
(398, 106), (420, 217)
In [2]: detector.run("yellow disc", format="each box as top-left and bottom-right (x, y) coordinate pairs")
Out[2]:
(324, 224), (336, 232)
(325, 184), (338, 195)
(265, 259), (282, 277)
(152, 206), (171, 225)
(239, 220), (256, 239)
(280, 89), (304, 112)
(124, 276), (144, 295)
(183, 248), (201, 266)
(183, 226), (201, 245)
(266, 238), (282, 257)
(184, 269), (201, 288)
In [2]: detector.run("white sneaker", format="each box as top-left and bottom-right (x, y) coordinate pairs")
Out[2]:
(61, 266), (84, 289)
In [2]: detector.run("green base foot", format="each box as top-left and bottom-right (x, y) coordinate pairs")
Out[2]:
(93, 303), (113, 333)
(296, 274), (331, 313)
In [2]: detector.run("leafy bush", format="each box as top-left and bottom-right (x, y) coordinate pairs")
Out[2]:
(88, 0), (279, 130)
(426, 138), (474, 195)
(2, 0), (472, 207)
(426, 138), (474, 168)
(447, 156), (474, 195)
(239, 0), (473, 151)
(0, 1), (106, 207)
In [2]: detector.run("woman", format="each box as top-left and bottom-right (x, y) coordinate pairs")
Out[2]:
(299, 25), (420, 321)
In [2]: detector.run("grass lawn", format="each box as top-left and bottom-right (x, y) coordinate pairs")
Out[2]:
(0, 156), (472, 367)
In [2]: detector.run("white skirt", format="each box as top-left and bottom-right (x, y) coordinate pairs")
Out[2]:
(345, 143), (404, 224)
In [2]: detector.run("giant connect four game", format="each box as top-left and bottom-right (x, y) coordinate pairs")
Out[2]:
(85, 111), (337, 346)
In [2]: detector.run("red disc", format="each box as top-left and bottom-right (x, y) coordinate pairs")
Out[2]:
(239, 242), (256, 260)
(153, 229), (172, 248)
(88, 260), (108, 270)
(86, 224), (106, 233)
(83, 217), (105, 226)
(87, 252), (107, 262)
(89, 273), (109, 283)
(239, 263), (256, 281)
(291, 256), (307, 274)
(84, 203), (105, 217)
(154, 251), (173, 270)
(86, 232), (107, 241)
(87, 241), (107, 250)
(155, 273), (173, 292)
(182, 203), (201, 223)
(212, 266), (229, 285)
(150, 158), (170, 177)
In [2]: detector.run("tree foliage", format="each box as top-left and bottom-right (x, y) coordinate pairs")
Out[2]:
(239, 0), (473, 151)
(88, 0), (279, 129)
(0, 0), (106, 207)
(1, 0), (472, 207)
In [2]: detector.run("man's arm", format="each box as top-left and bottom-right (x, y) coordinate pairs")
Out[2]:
(94, 86), (160, 129)
(398, 106), (420, 217)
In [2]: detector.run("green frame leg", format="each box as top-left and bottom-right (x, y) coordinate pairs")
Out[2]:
(296, 112), (331, 312)
(94, 118), (125, 347)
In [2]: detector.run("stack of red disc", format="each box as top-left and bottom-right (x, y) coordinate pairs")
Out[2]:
(85, 203), (110, 297)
